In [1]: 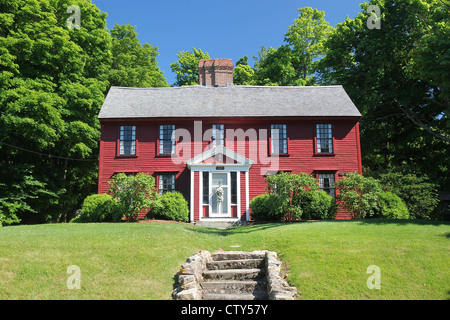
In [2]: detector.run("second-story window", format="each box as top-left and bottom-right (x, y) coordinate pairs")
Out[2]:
(316, 124), (333, 154)
(212, 124), (224, 147)
(159, 125), (175, 155)
(271, 124), (288, 155)
(119, 125), (136, 156)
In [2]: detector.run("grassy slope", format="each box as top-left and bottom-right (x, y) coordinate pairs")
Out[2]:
(0, 220), (448, 300)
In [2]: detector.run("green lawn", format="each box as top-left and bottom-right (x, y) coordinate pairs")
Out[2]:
(0, 220), (449, 300)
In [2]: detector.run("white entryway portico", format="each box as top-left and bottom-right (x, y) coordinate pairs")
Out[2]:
(186, 145), (253, 224)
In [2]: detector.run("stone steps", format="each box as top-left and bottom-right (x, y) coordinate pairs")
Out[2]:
(201, 280), (265, 294)
(211, 251), (266, 261)
(202, 291), (267, 300)
(172, 250), (298, 300)
(206, 258), (265, 270)
(201, 251), (269, 300)
(203, 268), (265, 281)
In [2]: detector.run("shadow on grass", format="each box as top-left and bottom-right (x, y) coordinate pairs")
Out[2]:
(186, 221), (290, 237)
(351, 218), (450, 227)
(185, 219), (450, 238)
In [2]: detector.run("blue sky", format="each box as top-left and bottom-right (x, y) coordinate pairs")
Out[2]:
(91, 0), (364, 85)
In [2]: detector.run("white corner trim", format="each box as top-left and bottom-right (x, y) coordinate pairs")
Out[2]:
(190, 170), (194, 222)
(245, 171), (249, 221)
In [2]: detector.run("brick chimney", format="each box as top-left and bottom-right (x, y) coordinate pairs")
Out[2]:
(198, 59), (234, 87)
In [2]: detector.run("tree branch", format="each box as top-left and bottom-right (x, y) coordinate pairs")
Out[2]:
(394, 99), (450, 143)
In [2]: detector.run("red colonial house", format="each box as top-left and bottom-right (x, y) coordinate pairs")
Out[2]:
(98, 59), (362, 225)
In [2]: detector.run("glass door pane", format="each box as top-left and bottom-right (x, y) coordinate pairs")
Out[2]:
(211, 173), (228, 215)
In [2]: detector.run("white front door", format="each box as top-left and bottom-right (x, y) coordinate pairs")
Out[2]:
(210, 172), (230, 217)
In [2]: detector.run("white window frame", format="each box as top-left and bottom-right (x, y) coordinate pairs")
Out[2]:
(318, 173), (335, 198)
(316, 124), (333, 154)
(159, 125), (176, 155)
(158, 174), (175, 195)
(212, 124), (224, 148)
(119, 125), (136, 156)
(271, 124), (288, 155)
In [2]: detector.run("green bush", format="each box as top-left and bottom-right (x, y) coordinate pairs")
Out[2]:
(250, 190), (335, 221)
(376, 192), (410, 219)
(72, 194), (118, 223)
(376, 171), (439, 219)
(108, 172), (158, 222)
(249, 193), (284, 221)
(302, 190), (336, 220)
(266, 172), (320, 221)
(335, 172), (383, 219)
(151, 192), (189, 222)
(252, 172), (337, 221)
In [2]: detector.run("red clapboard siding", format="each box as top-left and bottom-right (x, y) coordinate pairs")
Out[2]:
(99, 118), (361, 221)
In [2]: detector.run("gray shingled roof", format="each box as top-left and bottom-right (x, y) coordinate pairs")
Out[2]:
(98, 85), (361, 119)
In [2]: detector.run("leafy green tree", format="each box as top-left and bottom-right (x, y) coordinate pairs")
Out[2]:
(0, 1), (168, 224)
(108, 173), (158, 222)
(0, 0), (112, 223)
(108, 24), (168, 88)
(233, 56), (255, 85)
(253, 7), (332, 86)
(170, 48), (210, 86)
(284, 7), (333, 84)
(254, 46), (297, 86)
(0, 170), (56, 225)
(318, 0), (450, 189)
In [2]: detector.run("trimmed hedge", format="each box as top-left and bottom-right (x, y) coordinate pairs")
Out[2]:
(377, 191), (410, 219)
(72, 194), (119, 223)
(151, 191), (189, 222)
(249, 193), (284, 221)
(250, 190), (335, 221)
(302, 190), (336, 220)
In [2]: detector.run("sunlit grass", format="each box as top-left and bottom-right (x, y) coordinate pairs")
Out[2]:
(0, 220), (448, 299)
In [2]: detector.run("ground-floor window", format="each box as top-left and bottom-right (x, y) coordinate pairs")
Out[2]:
(231, 172), (237, 205)
(158, 174), (175, 195)
(202, 172), (209, 204)
(318, 173), (335, 198)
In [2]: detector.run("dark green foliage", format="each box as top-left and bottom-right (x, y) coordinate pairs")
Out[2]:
(249, 193), (284, 221)
(376, 192), (410, 219)
(0, 170), (57, 225)
(0, 0), (111, 223)
(318, 0), (450, 190)
(72, 194), (118, 223)
(151, 192), (189, 222)
(0, 0), (167, 224)
(375, 170), (439, 219)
